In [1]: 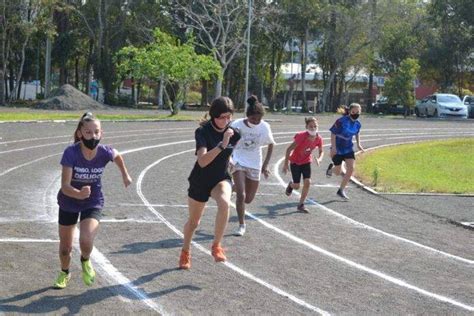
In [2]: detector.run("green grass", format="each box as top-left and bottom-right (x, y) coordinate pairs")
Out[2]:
(355, 138), (474, 194)
(0, 112), (195, 121)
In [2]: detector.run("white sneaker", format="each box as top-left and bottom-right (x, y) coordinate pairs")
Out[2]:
(233, 224), (246, 236)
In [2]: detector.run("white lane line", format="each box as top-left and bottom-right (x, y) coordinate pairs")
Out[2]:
(261, 182), (343, 188)
(46, 165), (168, 313)
(0, 127), (194, 145)
(242, 204), (474, 311)
(136, 149), (330, 315)
(272, 140), (474, 265)
(101, 219), (163, 224)
(117, 203), (192, 208)
(85, 232), (165, 314)
(0, 238), (59, 243)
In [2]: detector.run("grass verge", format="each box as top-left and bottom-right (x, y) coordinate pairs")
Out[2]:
(355, 138), (474, 194)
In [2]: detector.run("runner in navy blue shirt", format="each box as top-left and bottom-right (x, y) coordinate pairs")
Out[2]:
(326, 103), (365, 200)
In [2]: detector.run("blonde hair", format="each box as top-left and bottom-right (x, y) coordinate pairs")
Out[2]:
(337, 103), (361, 115)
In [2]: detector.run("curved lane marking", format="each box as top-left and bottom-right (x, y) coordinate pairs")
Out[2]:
(136, 149), (330, 315)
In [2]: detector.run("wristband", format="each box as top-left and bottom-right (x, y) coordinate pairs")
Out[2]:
(217, 142), (225, 151)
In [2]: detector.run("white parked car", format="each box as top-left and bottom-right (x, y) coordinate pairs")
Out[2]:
(415, 94), (467, 118)
(462, 95), (474, 118)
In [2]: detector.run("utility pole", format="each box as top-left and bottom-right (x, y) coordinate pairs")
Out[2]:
(244, 0), (252, 110)
(44, 36), (52, 98)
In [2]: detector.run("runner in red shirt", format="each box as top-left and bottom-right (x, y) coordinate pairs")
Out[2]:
(283, 117), (324, 212)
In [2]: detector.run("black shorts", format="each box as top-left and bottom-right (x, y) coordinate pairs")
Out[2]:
(188, 179), (231, 203)
(58, 208), (102, 226)
(332, 152), (356, 166)
(290, 163), (311, 184)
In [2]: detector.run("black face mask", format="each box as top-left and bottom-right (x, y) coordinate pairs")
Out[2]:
(82, 137), (101, 150)
(350, 113), (359, 120)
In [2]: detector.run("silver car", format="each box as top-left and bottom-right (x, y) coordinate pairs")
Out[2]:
(415, 94), (468, 118)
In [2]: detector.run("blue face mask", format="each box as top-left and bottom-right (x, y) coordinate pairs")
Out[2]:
(82, 137), (101, 150)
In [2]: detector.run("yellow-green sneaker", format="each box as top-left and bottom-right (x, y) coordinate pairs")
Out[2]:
(53, 271), (71, 289)
(81, 259), (96, 286)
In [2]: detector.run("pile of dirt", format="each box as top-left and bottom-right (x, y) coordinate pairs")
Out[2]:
(35, 84), (108, 110)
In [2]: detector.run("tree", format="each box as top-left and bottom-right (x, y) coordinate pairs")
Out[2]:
(421, 0), (473, 93)
(172, 0), (249, 99)
(116, 29), (221, 114)
(384, 58), (420, 117)
(318, 1), (372, 112)
(280, 0), (322, 112)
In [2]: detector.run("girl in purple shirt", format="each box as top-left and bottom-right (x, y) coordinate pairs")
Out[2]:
(53, 112), (132, 289)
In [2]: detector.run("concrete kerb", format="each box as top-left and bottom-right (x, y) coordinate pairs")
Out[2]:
(350, 141), (474, 230)
(351, 140), (474, 198)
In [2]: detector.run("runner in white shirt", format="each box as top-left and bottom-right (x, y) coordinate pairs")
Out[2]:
(230, 95), (275, 236)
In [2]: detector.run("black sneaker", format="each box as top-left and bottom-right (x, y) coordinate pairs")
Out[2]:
(326, 163), (334, 178)
(336, 189), (349, 200)
(285, 182), (293, 196)
(297, 204), (309, 213)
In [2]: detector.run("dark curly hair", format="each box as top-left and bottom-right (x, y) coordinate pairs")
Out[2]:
(246, 95), (265, 117)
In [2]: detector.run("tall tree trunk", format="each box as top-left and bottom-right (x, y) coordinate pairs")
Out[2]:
(74, 57), (79, 88)
(321, 70), (336, 112)
(200, 79), (208, 107)
(0, 0), (6, 105)
(158, 76), (164, 109)
(300, 29), (308, 111)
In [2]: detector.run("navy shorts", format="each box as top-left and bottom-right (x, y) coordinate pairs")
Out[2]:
(290, 163), (311, 184)
(332, 152), (355, 166)
(58, 208), (102, 226)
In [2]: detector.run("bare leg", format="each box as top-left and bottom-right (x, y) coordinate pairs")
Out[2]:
(232, 171), (246, 225)
(210, 180), (232, 245)
(58, 224), (75, 270)
(299, 178), (311, 205)
(340, 159), (355, 190)
(182, 197), (206, 251)
(244, 177), (260, 204)
(79, 218), (100, 260)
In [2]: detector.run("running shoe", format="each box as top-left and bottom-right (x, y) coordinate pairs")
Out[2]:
(53, 271), (71, 289)
(297, 204), (309, 213)
(336, 188), (349, 200)
(285, 182), (293, 196)
(81, 259), (96, 286)
(233, 224), (246, 237)
(326, 163), (334, 178)
(179, 250), (191, 270)
(211, 244), (226, 262)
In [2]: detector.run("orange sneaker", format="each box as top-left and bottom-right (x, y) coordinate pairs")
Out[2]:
(179, 250), (191, 269)
(211, 244), (227, 262)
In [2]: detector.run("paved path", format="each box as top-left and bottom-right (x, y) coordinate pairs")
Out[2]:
(0, 113), (473, 315)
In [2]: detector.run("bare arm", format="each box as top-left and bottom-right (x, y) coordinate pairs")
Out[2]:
(314, 144), (324, 166)
(60, 166), (90, 200)
(283, 141), (297, 174)
(114, 153), (132, 187)
(356, 133), (365, 152)
(196, 128), (234, 168)
(261, 143), (274, 178)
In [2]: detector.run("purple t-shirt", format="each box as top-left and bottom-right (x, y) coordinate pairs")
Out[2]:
(57, 143), (115, 213)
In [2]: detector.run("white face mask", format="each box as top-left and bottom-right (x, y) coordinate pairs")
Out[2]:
(307, 129), (318, 136)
